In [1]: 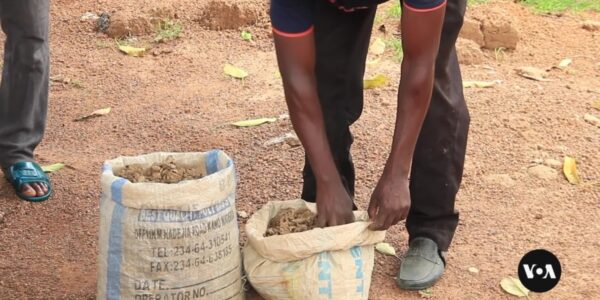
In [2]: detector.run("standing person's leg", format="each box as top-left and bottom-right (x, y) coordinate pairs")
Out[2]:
(301, 2), (377, 208)
(0, 0), (52, 201)
(398, 0), (469, 289)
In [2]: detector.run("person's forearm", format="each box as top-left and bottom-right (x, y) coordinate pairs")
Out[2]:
(273, 34), (341, 185)
(385, 58), (436, 179)
(283, 79), (341, 184)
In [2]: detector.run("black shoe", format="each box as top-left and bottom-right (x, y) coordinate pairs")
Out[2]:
(396, 237), (445, 290)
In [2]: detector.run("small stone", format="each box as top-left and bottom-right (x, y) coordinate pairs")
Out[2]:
(544, 159), (563, 169)
(0, 211), (4, 224)
(582, 21), (600, 32)
(535, 214), (543, 220)
(238, 211), (248, 218)
(528, 165), (558, 180)
(468, 267), (480, 274)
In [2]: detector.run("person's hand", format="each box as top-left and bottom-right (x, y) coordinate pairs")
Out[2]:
(368, 172), (411, 231)
(315, 181), (355, 227)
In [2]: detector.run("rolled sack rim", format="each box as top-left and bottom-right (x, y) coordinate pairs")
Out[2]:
(246, 199), (386, 262)
(100, 150), (236, 211)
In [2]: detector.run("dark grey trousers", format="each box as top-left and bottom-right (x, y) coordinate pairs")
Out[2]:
(301, 0), (469, 251)
(0, 0), (50, 170)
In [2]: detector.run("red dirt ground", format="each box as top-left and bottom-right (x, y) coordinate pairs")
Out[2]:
(0, 0), (599, 299)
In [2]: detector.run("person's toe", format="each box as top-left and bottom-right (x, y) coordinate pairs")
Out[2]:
(20, 184), (37, 197)
(41, 182), (49, 194)
(33, 183), (46, 196)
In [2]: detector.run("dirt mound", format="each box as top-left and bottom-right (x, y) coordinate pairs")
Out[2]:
(114, 156), (203, 183)
(480, 8), (520, 50)
(198, 0), (265, 30)
(460, 17), (485, 46)
(102, 12), (154, 38)
(265, 208), (316, 236)
(457, 38), (484, 65)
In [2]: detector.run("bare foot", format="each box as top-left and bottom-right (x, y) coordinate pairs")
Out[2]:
(20, 182), (49, 197)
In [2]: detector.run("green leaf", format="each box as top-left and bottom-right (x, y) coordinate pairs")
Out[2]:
(364, 74), (389, 89)
(42, 163), (65, 173)
(224, 64), (248, 79)
(375, 242), (397, 257)
(500, 276), (530, 298)
(418, 288), (433, 298)
(241, 31), (252, 41)
(74, 107), (111, 121)
(231, 117), (276, 127)
(118, 45), (145, 57)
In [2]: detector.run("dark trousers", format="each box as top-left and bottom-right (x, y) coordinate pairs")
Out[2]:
(301, 0), (469, 251)
(0, 0), (50, 170)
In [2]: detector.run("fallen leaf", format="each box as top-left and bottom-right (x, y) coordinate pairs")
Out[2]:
(468, 267), (480, 274)
(563, 156), (581, 185)
(231, 117), (276, 127)
(42, 163), (65, 173)
(584, 114), (600, 127)
(557, 58), (572, 69)
(241, 31), (252, 41)
(370, 38), (386, 55)
(366, 57), (381, 66)
(463, 80), (499, 88)
(364, 74), (389, 89)
(500, 277), (530, 299)
(74, 107), (111, 121)
(592, 101), (600, 110)
(375, 242), (397, 257)
(418, 288), (433, 298)
(224, 64), (248, 79)
(264, 132), (299, 146)
(516, 66), (549, 81)
(118, 45), (146, 57)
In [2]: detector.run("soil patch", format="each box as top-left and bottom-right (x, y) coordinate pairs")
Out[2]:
(114, 156), (203, 183)
(265, 208), (316, 236)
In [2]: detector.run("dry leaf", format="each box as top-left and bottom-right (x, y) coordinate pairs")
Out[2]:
(364, 74), (389, 89)
(231, 117), (276, 127)
(224, 64), (248, 79)
(584, 114), (600, 127)
(264, 132), (299, 146)
(74, 107), (111, 121)
(557, 58), (572, 69)
(468, 267), (480, 274)
(516, 67), (549, 81)
(118, 45), (145, 57)
(592, 101), (600, 110)
(463, 80), (499, 88)
(375, 242), (397, 257)
(370, 38), (386, 55)
(563, 156), (581, 185)
(500, 277), (530, 299)
(42, 163), (65, 173)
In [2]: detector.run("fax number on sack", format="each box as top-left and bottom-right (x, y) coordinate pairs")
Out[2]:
(150, 245), (233, 273)
(152, 232), (231, 258)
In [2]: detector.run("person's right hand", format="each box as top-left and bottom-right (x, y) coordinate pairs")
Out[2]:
(315, 181), (355, 227)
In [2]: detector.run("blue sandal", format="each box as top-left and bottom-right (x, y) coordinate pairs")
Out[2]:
(6, 161), (53, 202)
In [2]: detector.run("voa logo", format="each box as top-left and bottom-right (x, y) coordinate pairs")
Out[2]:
(522, 264), (557, 279)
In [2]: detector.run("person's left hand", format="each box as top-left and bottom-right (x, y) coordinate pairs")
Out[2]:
(367, 172), (411, 231)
